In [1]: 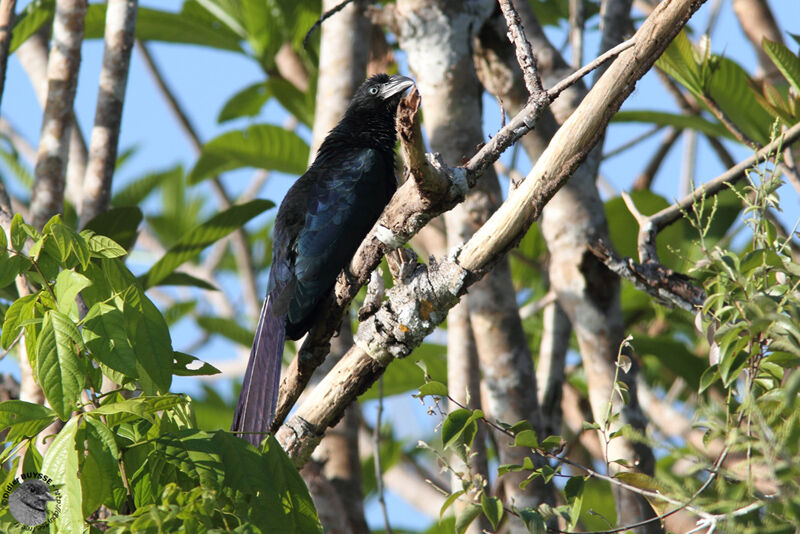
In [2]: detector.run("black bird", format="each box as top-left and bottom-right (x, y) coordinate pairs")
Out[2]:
(8, 479), (55, 526)
(232, 73), (415, 445)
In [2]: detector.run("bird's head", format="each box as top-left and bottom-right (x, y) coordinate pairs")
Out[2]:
(348, 73), (415, 117)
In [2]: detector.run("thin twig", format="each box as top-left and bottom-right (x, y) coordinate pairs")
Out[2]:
(547, 37), (636, 101)
(602, 124), (664, 160)
(374, 377), (392, 534)
(498, 0), (544, 96)
(303, 0), (354, 50)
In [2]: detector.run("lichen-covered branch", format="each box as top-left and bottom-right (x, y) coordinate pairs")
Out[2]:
(80, 0), (138, 226)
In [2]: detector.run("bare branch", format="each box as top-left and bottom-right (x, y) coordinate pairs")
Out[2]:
(31, 0), (87, 230)
(0, 0), (16, 111)
(80, 0), (138, 226)
(637, 121), (800, 263)
(588, 235), (705, 311)
(498, 0), (544, 96)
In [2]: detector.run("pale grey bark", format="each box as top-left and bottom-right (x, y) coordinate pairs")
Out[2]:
(395, 3), (492, 529)
(18, 29), (88, 218)
(80, 0), (138, 226)
(397, 1), (550, 525)
(536, 301), (570, 437)
(476, 2), (660, 530)
(31, 0), (87, 230)
(0, 0), (16, 111)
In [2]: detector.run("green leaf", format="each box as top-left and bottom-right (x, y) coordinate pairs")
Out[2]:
(218, 82), (270, 123)
(266, 77), (315, 127)
(455, 503), (482, 534)
(81, 419), (121, 517)
(763, 38), (800, 94)
(49, 223), (92, 269)
(123, 288), (174, 393)
(440, 490), (465, 519)
(41, 416), (84, 533)
(142, 199), (274, 288)
(1, 293), (37, 349)
(514, 429), (539, 449)
(111, 166), (181, 208)
(255, 433), (323, 532)
(156, 272), (219, 291)
(83, 4), (243, 51)
(10, 213), (32, 251)
(658, 31), (773, 144)
(540, 435), (563, 450)
(519, 508), (546, 534)
(0, 254), (31, 289)
(564, 476), (584, 529)
(196, 315), (254, 346)
(612, 110), (735, 140)
(441, 408), (481, 449)
(54, 270), (91, 317)
(188, 124), (309, 184)
(656, 30), (703, 94)
(9, 0), (54, 53)
(481, 494), (503, 530)
(82, 302), (139, 381)
(416, 381), (449, 398)
(83, 232), (127, 259)
(705, 55), (773, 145)
(36, 311), (86, 420)
(0, 400), (57, 442)
(173, 352), (221, 377)
(90, 395), (188, 425)
(82, 206), (143, 252)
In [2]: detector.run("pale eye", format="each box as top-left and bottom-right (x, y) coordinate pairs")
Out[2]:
(368, 86), (379, 95)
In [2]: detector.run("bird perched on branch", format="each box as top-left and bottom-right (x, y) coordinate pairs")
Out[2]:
(232, 73), (415, 446)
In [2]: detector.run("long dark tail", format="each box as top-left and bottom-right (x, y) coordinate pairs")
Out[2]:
(231, 296), (284, 446)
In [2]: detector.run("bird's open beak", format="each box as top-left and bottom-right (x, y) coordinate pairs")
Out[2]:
(380, 75), (415, 99)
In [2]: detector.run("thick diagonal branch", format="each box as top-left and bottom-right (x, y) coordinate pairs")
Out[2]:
(276, 0), (708, 467)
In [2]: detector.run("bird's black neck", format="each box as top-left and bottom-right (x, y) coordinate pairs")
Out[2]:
(317, 111), (398, 158)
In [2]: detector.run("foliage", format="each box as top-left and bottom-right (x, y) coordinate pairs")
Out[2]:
(0, 217), (321, 532)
